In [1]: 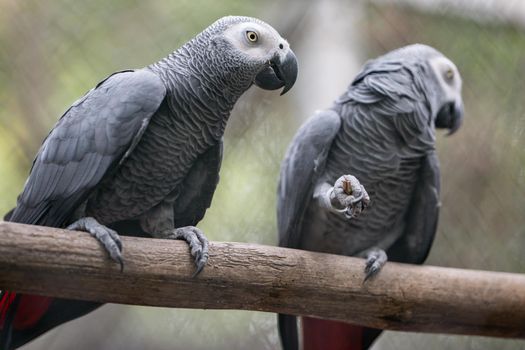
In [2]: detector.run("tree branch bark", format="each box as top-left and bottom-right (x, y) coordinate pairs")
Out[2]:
(0, 221), (524, 338)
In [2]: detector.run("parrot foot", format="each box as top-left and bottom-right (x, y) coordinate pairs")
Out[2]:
(67, 217), (123, 271)
(363, 248), (387, 282)
(330, 175), (370, 219)
(167, 226), (209, 277)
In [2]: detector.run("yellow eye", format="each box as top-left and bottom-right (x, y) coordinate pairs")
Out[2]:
(445, 68), (454, 80)
(246, 31), (258, 43)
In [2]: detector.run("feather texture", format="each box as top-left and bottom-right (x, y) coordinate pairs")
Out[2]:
(4, 16), (296, 349)
(277, 45), (445, 350)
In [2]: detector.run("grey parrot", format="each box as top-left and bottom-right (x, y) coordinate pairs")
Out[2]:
(277, 44), (463, 350)
(0, 16), (297, 349)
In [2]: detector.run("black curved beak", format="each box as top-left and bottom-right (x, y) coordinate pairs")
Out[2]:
(254, 49), (298, 95)
(435, 100), (464, 135)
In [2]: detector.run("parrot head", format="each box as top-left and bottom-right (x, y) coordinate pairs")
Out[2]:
(351, 44), (464, 135)
(427, 50), (464, 135)
(213, 16), (298, 95)
(390, 44), (464, 135)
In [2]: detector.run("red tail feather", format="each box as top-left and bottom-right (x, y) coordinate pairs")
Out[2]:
(0, 292), (53, 331)
(0, 292), (17, 329)
(302, 317), (363, 350)
(14, 295), (53, 330)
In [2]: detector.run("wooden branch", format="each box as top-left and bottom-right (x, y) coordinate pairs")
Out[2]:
(0, 221), (524, 338)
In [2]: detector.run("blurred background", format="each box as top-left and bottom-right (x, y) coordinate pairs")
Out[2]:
(1, 0), (524, 349)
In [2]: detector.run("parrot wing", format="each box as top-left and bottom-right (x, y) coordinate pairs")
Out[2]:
(9, 69), (166, 227)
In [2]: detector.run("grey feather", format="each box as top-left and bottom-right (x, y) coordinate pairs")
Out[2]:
(277, 44), (463, 350)
(387, 152), (440, 264)
(9, 69), (166, 227)
(277, 109), (341, 248)
(10, 15), (297, 234)
(5, 16), (298, 349)
(173, 140), (223, 227)
(276, 110), (341, 350)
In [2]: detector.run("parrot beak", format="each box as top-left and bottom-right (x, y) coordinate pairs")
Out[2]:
(254, 49), (298, 95)
(435, 100), (464, 135)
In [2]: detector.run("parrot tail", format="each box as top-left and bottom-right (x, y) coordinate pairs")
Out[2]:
(0, 291), (17, 330)
(0, 291), (53, 349)
(278, 314), (299, 350)
(302, 317), (382, 350)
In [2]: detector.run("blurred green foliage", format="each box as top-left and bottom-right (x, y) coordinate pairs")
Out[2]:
(1, 1), (524, 350)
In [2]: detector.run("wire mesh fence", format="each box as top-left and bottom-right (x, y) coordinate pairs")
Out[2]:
(0, 0), (524, 349)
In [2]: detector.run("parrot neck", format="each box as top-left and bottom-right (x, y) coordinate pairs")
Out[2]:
(147, 37), (260, 141)
(150, 31), (259, 103)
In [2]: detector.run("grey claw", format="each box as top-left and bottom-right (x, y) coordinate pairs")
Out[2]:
(364, 261), (381, 281)
(349, 191), (364, 205)
(332, 176), (370, 220)
(117, 256), (124, 272)
(344, 207), (354, 219)
(194, 249), (203, 266)
(115, 236), (123, 252)
(344, 200), (366, 219)
(362, 248), (387, 282)
(363, 266), (380, 282)
(192, 260), (206, 278)
(67, 217), (124, 271)
(169, 226), (209, 276)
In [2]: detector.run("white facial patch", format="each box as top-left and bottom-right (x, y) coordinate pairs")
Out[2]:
(223, 22), (289, 61)
(429, 56), (462, 103)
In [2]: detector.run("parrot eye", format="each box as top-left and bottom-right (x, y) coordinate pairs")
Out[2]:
(246, 31), (259, 43)
(445, 68), (454, 81)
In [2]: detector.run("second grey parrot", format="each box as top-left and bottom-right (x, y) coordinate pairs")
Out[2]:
(277, 44), (463, 350)
(0, 16), (297, 349)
